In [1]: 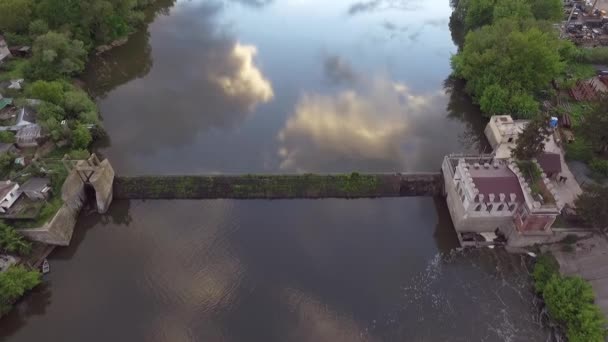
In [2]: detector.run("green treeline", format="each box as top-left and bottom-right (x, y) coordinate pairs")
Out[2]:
(0, 0), (156, 49)
(450, 0), (602, 118)
(533, 254), (607, 342)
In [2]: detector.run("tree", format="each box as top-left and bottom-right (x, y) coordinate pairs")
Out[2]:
(512, 115), (551, 160)
(575, 184), (608, 230)
(493, 0), (532, 22)
(0, 265), (41, 315)
(25, 80), (65, 105)
(452, 19), (565, 117)
(71, 124), (92, 149)
(464, 0), (495, 30)
(579, 96), (608, 153)
(0, 223), (32, 255)
(0, 131), (15, 144)
(63, 90), (96, 117)
(531, 0), (563, 22)
(543, 275), (606, 342)
(0, 0), (34, 33)
(27, 31), (87, 81)
(28, 19), (49, 37)
(37, 102), (66, 122)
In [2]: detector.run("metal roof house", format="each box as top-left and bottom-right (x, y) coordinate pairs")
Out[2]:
(15, 124), (42, 147)
(20, 177), (51, 200)
(0, 35), (11, 65)
(0, 181), (21, 214)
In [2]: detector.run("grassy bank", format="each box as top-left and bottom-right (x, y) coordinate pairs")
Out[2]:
(113, 173), (443, 199)
(533, 253), (607, 342)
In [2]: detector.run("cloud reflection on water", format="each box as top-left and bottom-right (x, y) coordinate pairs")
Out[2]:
(278, 68), (448, 172)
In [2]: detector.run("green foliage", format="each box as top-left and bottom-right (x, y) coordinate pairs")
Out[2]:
(68, 149), (90, 160)
(589, 158), (608, 177)
(0, 265), (41, 315)
(534, 255), (607, 342)
(0, 0), (34, 33)
(0, 223), (32, 255)
(573, 47), (608, 65)
(78, 111), (99, 125)
(512, 116), (551, 160)
(530, 0), (563, 21)
(0, 153), (13, 178)
(26, 31), (87, 81)
(493, 0), (532, 22)
(575, 184), (608, 229)
(25, 80), (65, 105)
(0, 131), (15, 144)
(533, 253), (559, 293)
(35, 0), (149, 46)
(579, 96), (608, 153)
(71, 124), (92, 149)
(28, 19), (48, 37)
(0, 59), (29, 82)
(37, 102), (66, 122)
(544, 276), (606, 342)
(452, 19), (565, 117)
(464, 0), (495, 30)
(565, 138), (594, 162)
(63, 90), (96, 117)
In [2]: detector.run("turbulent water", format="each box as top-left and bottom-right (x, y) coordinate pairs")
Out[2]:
(0, 1), (553, 341)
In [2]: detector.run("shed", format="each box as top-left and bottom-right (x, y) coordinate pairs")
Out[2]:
(0, 35), (11, 64)
(15, 124), (41, 147)
(20, 177), (51, 200)
(0, 96), (12, 111)
(537, 152), (562, 178)
(0, 181), (20, 213)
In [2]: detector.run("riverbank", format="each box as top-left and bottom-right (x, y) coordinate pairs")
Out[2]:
(113, 173), (443, 199)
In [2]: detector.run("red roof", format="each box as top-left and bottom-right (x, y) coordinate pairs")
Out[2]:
(468, 164), (525, 204)
(537, 152), (562, 175)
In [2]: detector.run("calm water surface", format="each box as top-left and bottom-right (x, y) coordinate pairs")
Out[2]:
(0, 1), (550, 341)
(84, 0), (487, 174)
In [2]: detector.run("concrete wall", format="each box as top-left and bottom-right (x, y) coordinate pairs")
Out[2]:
(89, 159), (114, 213)
(20, 168), (86, 246)
(113, 173), (444, 200)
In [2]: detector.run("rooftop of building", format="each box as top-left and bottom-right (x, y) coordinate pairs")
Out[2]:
(462, 161), (525, 204)
(0, 181), (18, 199)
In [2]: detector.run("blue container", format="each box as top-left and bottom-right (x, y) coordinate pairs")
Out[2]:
(550, 116), (558, 128)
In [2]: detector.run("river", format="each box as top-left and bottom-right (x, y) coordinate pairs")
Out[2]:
(0, 0), (551, 341)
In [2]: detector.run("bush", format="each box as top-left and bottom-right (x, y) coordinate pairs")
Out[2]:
(68, 149), (90, 160)
(0, 265), (40, 315)
(533, 253), (559, 293)
(25, 80), (65, 105)
(0, 131), (15, 144)
(0, 223), (32, 256)
(544, 276), (606, 342)
(71, 124), (92, 149)
(63, 90), (96, 117)
(565, 139), (594, 163)
(534, 254), (607, 342)
(589, 158), (608, 177)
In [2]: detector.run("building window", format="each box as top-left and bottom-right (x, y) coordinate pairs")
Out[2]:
(508, 137), (513, 143)
(487, 204), (493, 212)
(475, 204), (482, 211)
(498, 204), (504, 211)
(509, 204), (516, 212)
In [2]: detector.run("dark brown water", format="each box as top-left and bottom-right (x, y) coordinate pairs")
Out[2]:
(0, 1), (551, 341)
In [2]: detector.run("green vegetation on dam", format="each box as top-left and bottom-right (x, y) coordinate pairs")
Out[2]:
(113, 173), (444, 199)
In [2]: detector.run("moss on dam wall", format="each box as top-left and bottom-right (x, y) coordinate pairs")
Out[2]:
(113, 173), (444, 199)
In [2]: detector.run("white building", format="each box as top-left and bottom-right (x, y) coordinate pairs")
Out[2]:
(442, 155), (562, 247)
(0, 181), (21, 214)
(0, 35), (11, 65)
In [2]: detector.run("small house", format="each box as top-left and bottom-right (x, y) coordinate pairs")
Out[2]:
(16, 106), (37, 126)
(0, 35), (11, 65)
(537, 152), (562, 179)
(15, 124), (41, 147)
(20, 178), (51, 200)
(0, 181), (21, 213)
(0, 95), (12, 112)
(8, 46), (30, 58)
